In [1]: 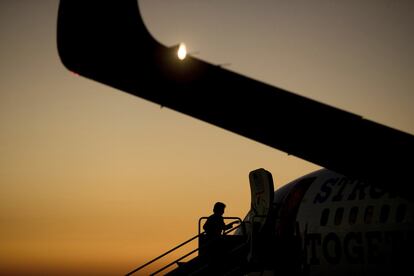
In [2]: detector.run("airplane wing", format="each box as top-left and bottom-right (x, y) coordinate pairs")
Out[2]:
(57, 0), (414, 198)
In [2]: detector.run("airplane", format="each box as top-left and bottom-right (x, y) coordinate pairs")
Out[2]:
(56, 0), (414, 275)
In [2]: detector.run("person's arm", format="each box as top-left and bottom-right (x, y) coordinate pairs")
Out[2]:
(224, 220), (240, 231)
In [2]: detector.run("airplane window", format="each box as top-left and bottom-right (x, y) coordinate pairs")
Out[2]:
(396, 204), (407, 223)
(334, 207), (344, 225)
(364, 206), (374, 224)
(349, 206), (358, 225)
(379, 205), (390, 224)
(320, 208), (329, 226)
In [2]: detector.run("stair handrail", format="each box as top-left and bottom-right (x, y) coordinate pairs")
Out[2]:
(190, 234), (250, 275)
(151, 221), (244, 275)
(125, 232), (201, 275)
(125, 217), (243, 276)
(198, 216), (244, 236)
(149, 247), (199, 276)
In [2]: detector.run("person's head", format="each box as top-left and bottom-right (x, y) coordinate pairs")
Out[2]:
(213, 202), (226, 215)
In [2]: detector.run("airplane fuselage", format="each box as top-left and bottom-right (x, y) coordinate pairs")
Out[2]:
(248, 169), (413, 275)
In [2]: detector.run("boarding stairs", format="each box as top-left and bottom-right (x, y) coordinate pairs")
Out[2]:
(125, 217), (256, 275)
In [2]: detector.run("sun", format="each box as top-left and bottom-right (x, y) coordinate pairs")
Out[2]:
(177, 43), (187, 60)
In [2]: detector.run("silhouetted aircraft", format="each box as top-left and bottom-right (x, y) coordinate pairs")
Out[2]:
(57, 1), (413, 275)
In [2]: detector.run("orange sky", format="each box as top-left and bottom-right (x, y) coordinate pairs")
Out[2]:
(1, 0), (413, 275)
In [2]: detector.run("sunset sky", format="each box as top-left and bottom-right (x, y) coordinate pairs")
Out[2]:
(1, 0), (413, 275)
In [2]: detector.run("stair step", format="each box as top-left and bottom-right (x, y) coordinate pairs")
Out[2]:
(176, 262), (186, 267)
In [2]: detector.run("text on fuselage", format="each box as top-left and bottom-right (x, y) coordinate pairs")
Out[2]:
(313, 177), (395, 204)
